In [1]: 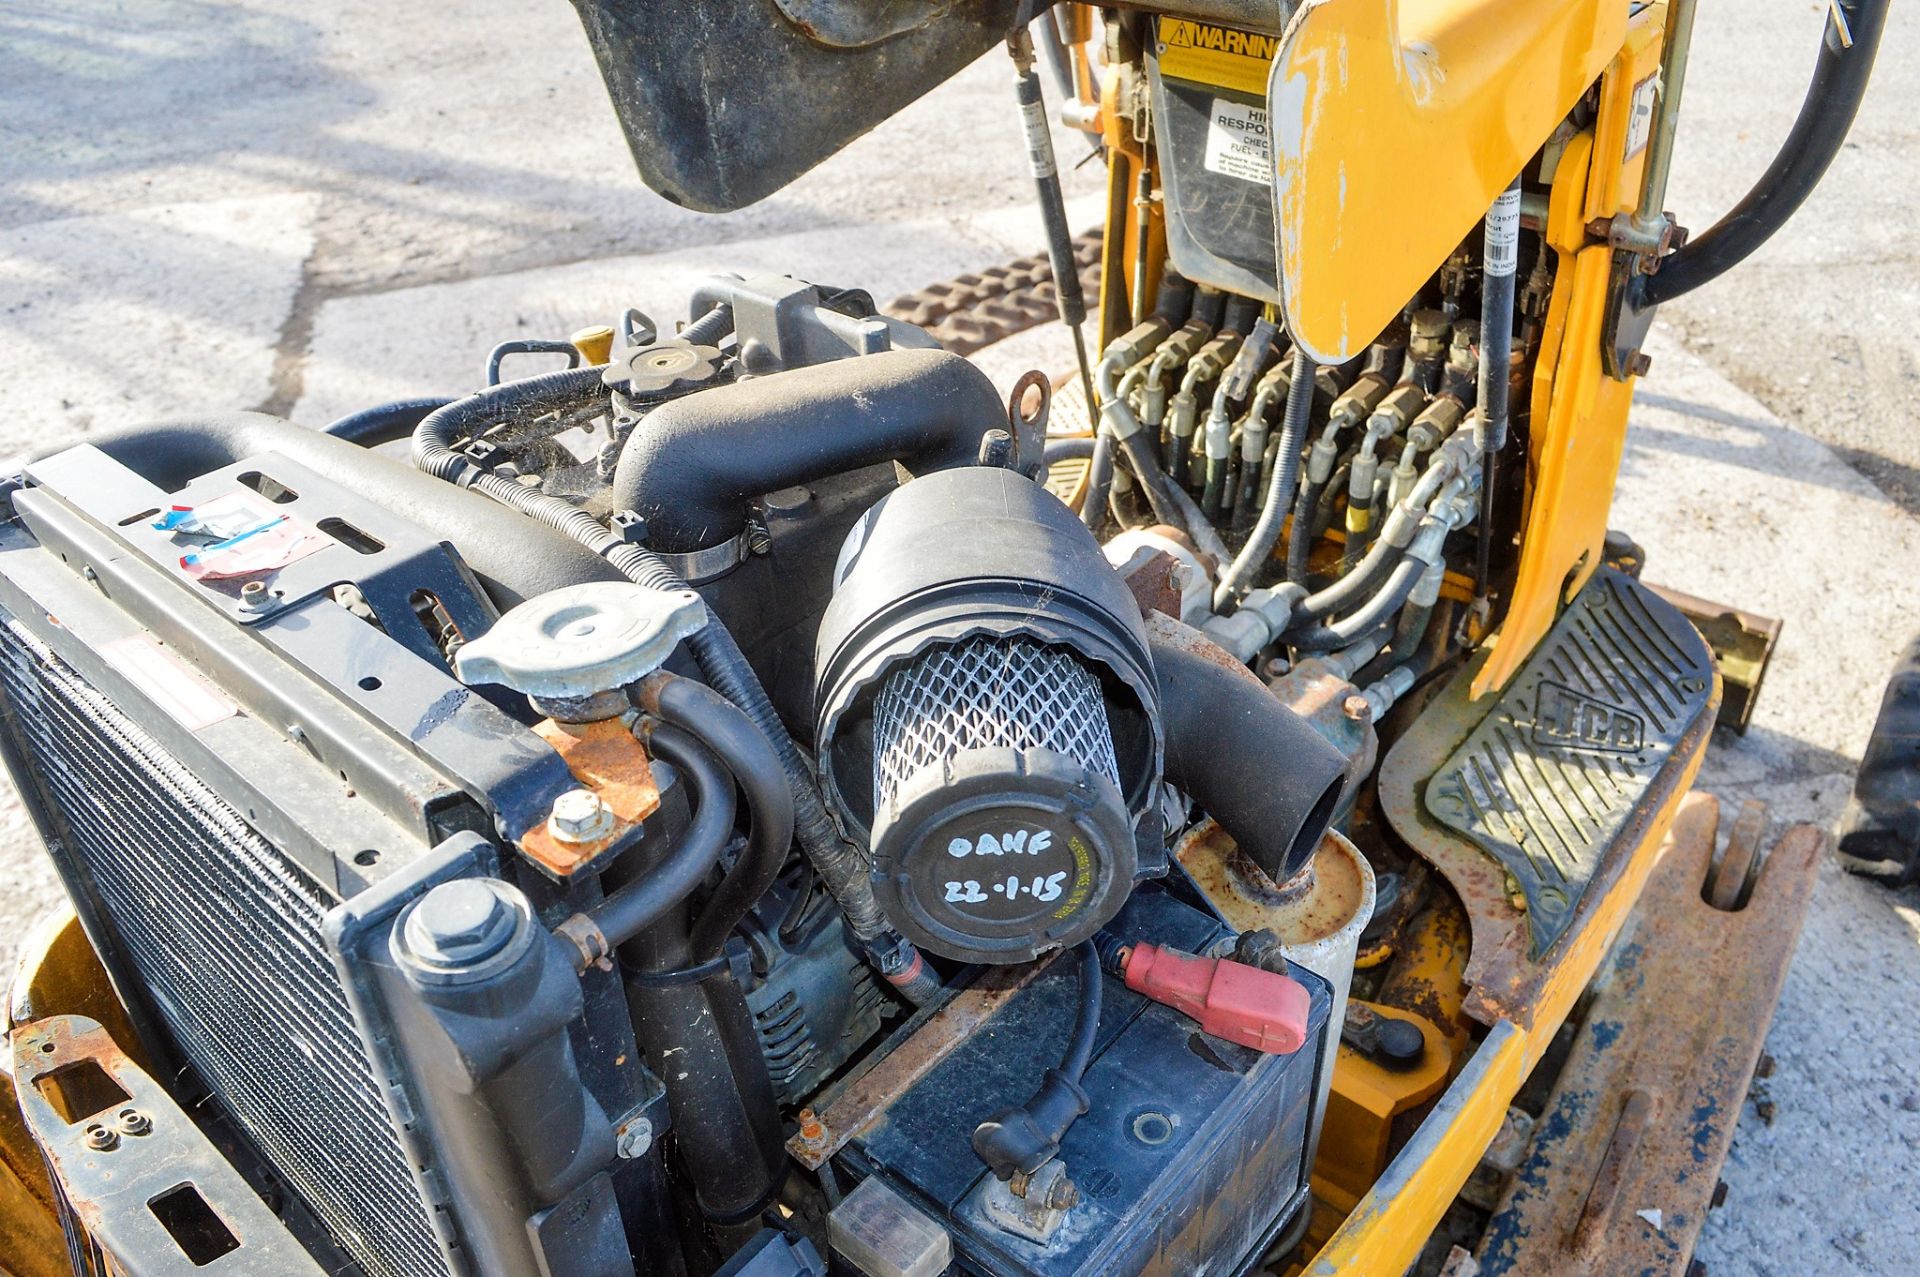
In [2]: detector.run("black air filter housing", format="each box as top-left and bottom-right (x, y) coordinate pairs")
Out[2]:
(814, 467), (1162, 964)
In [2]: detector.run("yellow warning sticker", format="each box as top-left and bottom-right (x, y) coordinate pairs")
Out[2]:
(1158, 18), (1278, 98)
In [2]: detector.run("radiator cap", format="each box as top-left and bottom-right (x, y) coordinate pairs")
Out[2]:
(456, 582), (707, 701)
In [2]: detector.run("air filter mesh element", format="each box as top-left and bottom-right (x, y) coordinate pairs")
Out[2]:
(0, 615), (446, 1277)
(871, 635), (1119, 810)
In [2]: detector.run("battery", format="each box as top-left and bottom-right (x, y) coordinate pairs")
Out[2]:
(832, 887), (1331, 1276)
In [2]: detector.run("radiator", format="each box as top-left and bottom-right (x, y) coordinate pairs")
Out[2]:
(0, 612), (447, 1277)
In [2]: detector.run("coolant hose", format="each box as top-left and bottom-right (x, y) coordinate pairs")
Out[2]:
(405, 354), (921, 991)
(587, 723), (736, 949)
(634, 672), (795, 961)
(609, 348), (1005, 552)
(1149, 625), (1346, 883)
(1215, 355), (1316, 609)
(323, 396), (454, 447)
(614, 734), (781, 1231)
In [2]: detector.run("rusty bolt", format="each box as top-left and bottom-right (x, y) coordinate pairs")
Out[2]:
(1043, 1174), (1080, 1211)
(796, 1107), (826, 1144)
(116, 1107), (152, 1137)
(1342, 694), (1372, 722)
(549, 788), (615, 844)
(1710, 1179), (1728, 1210)
(1754, 1098), (1777, 1126)
(1754, 1052), (1776, 1080)
(1627, 351), (1654, 378)
(84, 1124), (119, 1152)
(615, 1116), (653, 1159)
(239, 580), (271, 612)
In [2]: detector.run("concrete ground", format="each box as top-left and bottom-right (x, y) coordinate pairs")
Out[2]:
(2, 1), (1917, 1271)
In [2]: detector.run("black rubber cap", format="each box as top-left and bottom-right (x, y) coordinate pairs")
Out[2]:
(869, 746), (1135, 965)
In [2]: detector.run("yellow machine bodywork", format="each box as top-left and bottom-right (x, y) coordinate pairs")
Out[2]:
(0, 0), (1834, 1273)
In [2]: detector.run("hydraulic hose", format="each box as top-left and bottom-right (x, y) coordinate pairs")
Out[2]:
(1216, 354), (1316, 609)
(586, 723), (736, 949)
(1284, 556), (1428, 654)
(609, 348), (1004, 552)
(322, 396), (454, 447)
(1149, 625), (1346, 883)
(635, 672), (796, 961)
(1639, 0), (1889, 307)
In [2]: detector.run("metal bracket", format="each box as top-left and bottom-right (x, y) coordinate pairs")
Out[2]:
(10, 1015), (328, 1275)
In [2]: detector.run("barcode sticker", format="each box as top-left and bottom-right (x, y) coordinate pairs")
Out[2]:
(1019, 98), (1055, 180)
(1486, 187), (1521, 278)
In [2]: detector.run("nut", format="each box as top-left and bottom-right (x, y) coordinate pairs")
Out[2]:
(84, 1124), (119, 1152)
(116, 1107), (152, 1137)
(548, 788), (616, 844)
(239, 580), (271, 612)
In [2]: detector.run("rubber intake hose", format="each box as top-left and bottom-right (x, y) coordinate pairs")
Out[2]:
(634, 672), (795, 961)
(73, 413), (619, 609)
(1149, 627), (1346, 883)
(323, 396), (455, 447)
(406, 367), (906, 962)
(587, 723), (736, 950)
(610, 348), (1006, 552)
(1641, 0), (1889, 307)
(1216, 355), (1316, 609)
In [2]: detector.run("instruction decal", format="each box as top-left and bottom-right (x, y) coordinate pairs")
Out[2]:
(1203, 97), (1271, 186)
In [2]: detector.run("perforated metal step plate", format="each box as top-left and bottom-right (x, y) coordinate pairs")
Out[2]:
(1423, 568), (1715, 955)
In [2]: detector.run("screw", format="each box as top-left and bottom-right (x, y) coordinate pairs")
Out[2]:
(84, 1124), (119, 1152)
(406, 879), (520, 966)
(745, 523), (773, 556)
(239, 580), (271, 612)
(549, 788), (615, 844)
(116, 1107), (152, 1136)
(615, 1116), (654, 1159)
(1342, 694), (1372, 722)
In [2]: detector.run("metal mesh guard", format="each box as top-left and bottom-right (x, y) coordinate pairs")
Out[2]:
(872, 636), (1119, 811)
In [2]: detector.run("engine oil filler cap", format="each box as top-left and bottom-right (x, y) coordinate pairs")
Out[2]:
(455, 581), (707, 700)
(870, 746), (1135, 965)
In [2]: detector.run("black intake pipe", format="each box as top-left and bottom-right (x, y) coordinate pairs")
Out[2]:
(1148, 621), (1347, 884)
(609, 348), (1005, 552)
(60, 413), (619, 609)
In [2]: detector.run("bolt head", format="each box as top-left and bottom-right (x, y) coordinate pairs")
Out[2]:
(1342, 694), (1372, 722)
(549, 788), (616, 843)
(615, 1116), (654, 1159)
(406, 879), (520, 966)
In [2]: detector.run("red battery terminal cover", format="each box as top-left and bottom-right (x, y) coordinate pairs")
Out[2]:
(1119, 942), (1310, 1055)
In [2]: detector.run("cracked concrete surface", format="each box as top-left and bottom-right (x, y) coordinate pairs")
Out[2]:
(2, 1), (1917, 1272)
